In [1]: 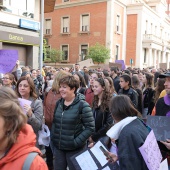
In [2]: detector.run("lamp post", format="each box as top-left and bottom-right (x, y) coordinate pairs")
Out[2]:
(39, 0), (44, 73)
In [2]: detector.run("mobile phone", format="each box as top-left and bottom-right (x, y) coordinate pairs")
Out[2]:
(99, 146), (113, 161)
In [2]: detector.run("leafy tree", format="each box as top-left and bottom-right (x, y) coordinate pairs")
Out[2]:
(48, 48), (63, 65)
(86, 43), (110, 64)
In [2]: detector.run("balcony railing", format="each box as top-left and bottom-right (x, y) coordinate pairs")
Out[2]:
(143, 34), (162, 44)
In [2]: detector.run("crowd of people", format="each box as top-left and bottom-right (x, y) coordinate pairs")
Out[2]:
(0, 60), (170, 170)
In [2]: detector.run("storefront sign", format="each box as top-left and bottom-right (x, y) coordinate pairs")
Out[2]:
(0, 31), (39, 46)
(19, 19), (39, 31)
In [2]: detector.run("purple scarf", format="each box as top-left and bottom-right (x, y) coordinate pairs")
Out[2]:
(164, 94), (170, 116)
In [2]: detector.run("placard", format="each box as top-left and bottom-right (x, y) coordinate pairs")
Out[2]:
(146, 115), (170, 141)
(115, 60), (126, 70)
(71, 141), (119, 170)
(139, 130), (162, 170)
(0, 50), (18, 73)
(78, 58), (94, 69)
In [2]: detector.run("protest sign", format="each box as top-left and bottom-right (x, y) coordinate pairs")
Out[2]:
(0, 50), (18, 73)
(115, 60), (126, 70)
(78, 58), (94, 69)
(109, 62), (122, 70)
(18, 98), (32, 114)
(146, 115), (170, 141)
(139, 130), (162, 170)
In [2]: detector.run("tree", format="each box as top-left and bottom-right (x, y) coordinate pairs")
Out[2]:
(48, 48), (63, 65)
(86, 43), (110, 64)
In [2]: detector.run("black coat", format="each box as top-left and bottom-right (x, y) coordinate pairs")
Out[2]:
(116, 119), (149, 170)
(118, 87), (138, 109)
(91, 106), (113, 142)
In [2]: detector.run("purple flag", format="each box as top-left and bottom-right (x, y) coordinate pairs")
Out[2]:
(0, 50), (18, 73)
(139, 130), (162, 170)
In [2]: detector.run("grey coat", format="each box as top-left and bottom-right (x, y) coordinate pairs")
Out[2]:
(28, 98), (43, 134)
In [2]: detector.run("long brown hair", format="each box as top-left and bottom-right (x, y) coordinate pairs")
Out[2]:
(16, 76), (37, 99)
(0, 87), (27, 148)
(93, 78), (112, 112)
(109, 95), (141, 122)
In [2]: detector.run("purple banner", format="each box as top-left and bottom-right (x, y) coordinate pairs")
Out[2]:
(0, 50), (18, 73)
(115, 60), (126, 70)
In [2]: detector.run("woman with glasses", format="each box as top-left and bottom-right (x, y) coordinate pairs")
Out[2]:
(16, 76), (43, 148)
(88, 78), (113, 147)
(2, 73), (16, 90)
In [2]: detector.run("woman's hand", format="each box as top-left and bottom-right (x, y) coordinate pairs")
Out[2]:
(160, 139), (170, 150)
(88, 136), (94, 148)
(106, 152), (118, 163)
(23, 104), (32, 118)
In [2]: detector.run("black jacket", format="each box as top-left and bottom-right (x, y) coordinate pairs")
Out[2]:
(112, 76), (121, 93)
(118, 87), (138, 109)
(51, 93), (95, 150)
(91, 107), (113, 142)
(143, 87), (155, 115)
(116, 118), (149, 170)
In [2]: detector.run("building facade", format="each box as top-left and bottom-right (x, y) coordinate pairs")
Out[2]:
(126, 0), (170, 69)
(0, 0), (40, 68)
(44, 0), (170, 68)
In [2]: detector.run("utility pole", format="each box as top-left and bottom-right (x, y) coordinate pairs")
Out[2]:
(39, 0), (44, 73)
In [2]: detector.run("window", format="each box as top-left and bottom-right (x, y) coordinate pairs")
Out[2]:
(63, 0), (69, 2)
(62, 45), (68, 60)
(115, 45), (119, 60)
(80, 45), (88, 61)
(81, 14), (89, 32)
(44, 19), (52, 35)
(145, 20), (148, 34)
(13, 0), (34, 18)
(144, 48), (147, 63)
(62, 17), (69, 33)
(116, 15), (120, 32)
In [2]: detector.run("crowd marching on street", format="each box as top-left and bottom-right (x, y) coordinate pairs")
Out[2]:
(0, 60), (170, 170)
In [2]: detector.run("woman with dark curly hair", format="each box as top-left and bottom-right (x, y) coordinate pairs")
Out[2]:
(73, 71), (87, 95)
(88, 77), (113, 147)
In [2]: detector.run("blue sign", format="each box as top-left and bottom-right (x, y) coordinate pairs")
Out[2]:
(19, 19), (39, 31)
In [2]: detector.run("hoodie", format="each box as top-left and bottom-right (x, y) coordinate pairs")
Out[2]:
(0, 124), (48, 170)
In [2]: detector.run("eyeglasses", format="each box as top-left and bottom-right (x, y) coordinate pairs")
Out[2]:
(2, 77), (10, 80)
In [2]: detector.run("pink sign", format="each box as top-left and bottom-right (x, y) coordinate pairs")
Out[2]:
(139, 130), (162, 170)
(18, 98), (32, 114)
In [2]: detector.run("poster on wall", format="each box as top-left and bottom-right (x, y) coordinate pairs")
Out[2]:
(0, 50), (18, 74)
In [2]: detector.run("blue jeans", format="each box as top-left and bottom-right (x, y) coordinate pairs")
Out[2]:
(52, 145), (84, 170)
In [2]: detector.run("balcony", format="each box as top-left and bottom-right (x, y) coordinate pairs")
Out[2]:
(143, 34), (162, 44)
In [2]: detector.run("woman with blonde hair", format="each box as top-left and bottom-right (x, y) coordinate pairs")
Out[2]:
(44, 70), (71, 170)
(0, 87), (47, 170)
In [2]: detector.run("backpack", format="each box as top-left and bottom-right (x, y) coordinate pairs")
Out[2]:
(22, 152), (38, 170)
